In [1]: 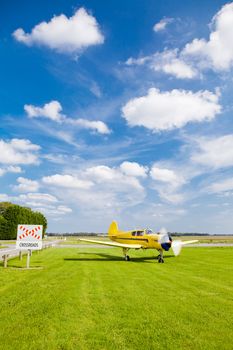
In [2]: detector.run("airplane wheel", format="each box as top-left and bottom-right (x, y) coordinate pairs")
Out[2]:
(125, 255), (130, 261)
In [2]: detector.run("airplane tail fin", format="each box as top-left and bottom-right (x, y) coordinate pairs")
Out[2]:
(108, 221), (118, 236)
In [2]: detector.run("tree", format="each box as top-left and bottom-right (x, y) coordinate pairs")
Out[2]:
(0, 203), (47, 240)
(0, 202), (12, 216)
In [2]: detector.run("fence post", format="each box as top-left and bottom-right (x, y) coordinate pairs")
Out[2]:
(3, 254), (9, 268)
(19, 251), (23, 261)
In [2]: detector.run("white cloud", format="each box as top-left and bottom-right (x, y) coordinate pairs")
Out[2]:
(208, 178), (233, 193)
(9, 139), (40, 151)
(182, 3), (233, 71)
(0, 194), (10, 201)
(191, 135), (233, 169)
(18, 193), (58, 203)
(150, 166), (185, 187)
(13, 177), (40, 192)
(85, 165), (143, 190)
(67, 118), (111, 135)
(25, 100), (110, 135)
(0, 139), (40, 165)
(122, 88), (221, 131)
(13, 8), (104, 53)
(18, 193), (72, 216)
(126, 3), (233, 78)
(125, 56), (149, 66)
(0, 191), (72, 217)
(42, 174), (93, 189)
(6, 166), (22, 173)
(151, 50), (197, 79)
(0, 166), (22, 176)
(156, 190), (185, 204)
(126, 50), (197, 79)
(150, 165), (186, 204)
(56, 205), (72, 214)
(41, 164), (146, 213)
(120, 161), (148, 178)
(24, 101), (64, 122)
(153, 17), (173, 32)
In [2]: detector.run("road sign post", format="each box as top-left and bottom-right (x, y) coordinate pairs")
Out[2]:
(16, 225), (43, 268)
(26, 250), (31, 269)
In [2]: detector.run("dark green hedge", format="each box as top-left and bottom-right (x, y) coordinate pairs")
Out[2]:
(0, 202), (47, 240)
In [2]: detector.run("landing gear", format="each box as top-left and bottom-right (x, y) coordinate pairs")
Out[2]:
(157, 250), (164, 263)
(158, 256), (164, 263)
(123, 248), (130, 261)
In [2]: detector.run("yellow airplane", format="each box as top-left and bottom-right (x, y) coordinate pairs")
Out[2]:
(78, 221), (198, 263)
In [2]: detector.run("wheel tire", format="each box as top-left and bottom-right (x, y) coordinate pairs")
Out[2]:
(125, 255), (130, 261)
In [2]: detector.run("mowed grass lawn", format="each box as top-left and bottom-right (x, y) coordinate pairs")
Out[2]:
(0, 247), (232, 350)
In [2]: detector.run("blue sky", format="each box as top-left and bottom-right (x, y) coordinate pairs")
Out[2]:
(1, 0), (233, 233)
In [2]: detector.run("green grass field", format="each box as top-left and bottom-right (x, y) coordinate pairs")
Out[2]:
(0, 247), (232, 350)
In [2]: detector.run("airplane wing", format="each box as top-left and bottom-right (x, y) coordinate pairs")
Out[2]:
(78, 238), (142, 249)
(181, 240), (199, 245)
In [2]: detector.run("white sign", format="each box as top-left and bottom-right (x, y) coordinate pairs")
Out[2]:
(16, 225), (43, 250)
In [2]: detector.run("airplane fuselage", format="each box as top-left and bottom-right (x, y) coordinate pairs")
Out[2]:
(111, 231), (164, 251)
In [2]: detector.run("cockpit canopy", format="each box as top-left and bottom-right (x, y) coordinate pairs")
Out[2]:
(145, 228), (153, 235)
(131, 230), (144, 236)
(131, 228), (155, 236)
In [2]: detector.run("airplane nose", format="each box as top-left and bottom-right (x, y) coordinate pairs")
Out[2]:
(161, 242), (172, 251)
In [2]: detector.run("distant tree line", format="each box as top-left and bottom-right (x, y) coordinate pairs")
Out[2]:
(171, 232), (210, 236)
(47, 232), (100, 237)
(0, 202), (47, 240)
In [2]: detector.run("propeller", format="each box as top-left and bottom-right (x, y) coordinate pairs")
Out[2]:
(159, 227), (168, 236)
(158, 228), (183, 256)
(171, 240), (182, 256)
(158, 227), (169, 242)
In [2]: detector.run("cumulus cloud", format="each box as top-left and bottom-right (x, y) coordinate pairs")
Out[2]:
(151, 50), (197, 79)
(150, 166), (185, 187)
(153, 17), (174, 32)
(191, 134), (233, 169)
(24, 101), (64, 122)
(19, 192), (58, 204)
(42, 174), (94, 189)
(3, 192), (72, 217)
(150, 165), (186, 204)
(84, 165), (143, 190)
(41, 163), (146, 212)
(126, 50), (197, 79)
(0, 139), (40, 165)
(24, 100), (111, 135)
(0, 166), (22, 176)
(120, 161), (148, 178)
(13, 8), (104, 54)
(13, 177), (40, 192)
(182, 3), (233, 71)
(122, 88), (221, 131)
(126, 3), (233, 78)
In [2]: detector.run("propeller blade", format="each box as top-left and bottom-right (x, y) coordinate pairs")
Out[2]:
(159, 227), (167, 235)
(171, 240), (182, 256)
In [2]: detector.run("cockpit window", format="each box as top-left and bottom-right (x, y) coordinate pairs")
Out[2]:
(132, 230), (144, 236)
(145, 228), (153, 235)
